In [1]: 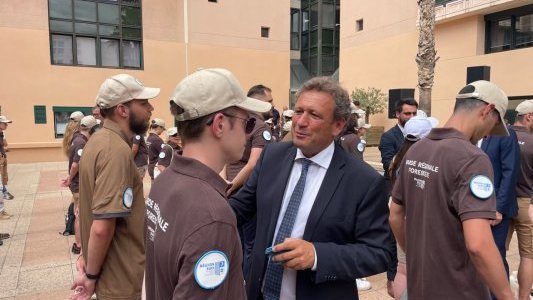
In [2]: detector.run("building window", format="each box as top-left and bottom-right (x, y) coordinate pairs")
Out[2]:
(34, 106), (47, 124)
(208, 0), (217, 2)
(261, 26), (270, 38)
(53, 106), (93, 138)
(486, 5), (533, 54)
(356, 19), (364, 31)
(291, 9), (300, 50)
(48, 0), (143, 69)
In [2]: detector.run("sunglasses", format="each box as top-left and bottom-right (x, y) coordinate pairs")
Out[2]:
(206, 112), (256, 134)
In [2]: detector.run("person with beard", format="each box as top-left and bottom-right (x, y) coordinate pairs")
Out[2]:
(224, 84), (273, 279)
(71, 74), (159, 300)
(378, 97), (418, 296)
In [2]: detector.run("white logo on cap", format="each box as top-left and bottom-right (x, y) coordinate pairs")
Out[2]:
(469, 175), (494, 200)
(123, 187), (133, 209)
(263, 130), (272, 141)
(135, 135), (141, 140)
(77, 149), (83, 157)
(159, 152), (166, 159)
(194, 250), (229, 290)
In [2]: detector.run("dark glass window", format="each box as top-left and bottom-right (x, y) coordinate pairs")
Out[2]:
(291, 9), (300, 50)
(486, 5), (533, 53)
(261, 27), (270, 38)
(48, 0), (143, 69)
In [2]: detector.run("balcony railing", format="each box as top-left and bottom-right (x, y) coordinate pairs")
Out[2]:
(434, 0), (518, 21)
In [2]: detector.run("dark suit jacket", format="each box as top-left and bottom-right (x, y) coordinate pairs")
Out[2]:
(229, 142), (391, 300)
(378, 125), (404, 178)
(481, 126), (520, 218)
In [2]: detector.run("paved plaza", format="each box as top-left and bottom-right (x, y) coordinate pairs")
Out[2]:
(0, 147), (522, 299)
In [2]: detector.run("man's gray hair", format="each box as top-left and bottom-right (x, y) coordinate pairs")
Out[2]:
(296, 77), (351, 121)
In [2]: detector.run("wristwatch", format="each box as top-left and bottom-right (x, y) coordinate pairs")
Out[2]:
(85, 271), (100, 280)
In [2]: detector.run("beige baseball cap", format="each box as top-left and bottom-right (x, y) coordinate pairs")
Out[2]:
(283, 110), (294, 118)
(516, 100), (533, 115)
(80, 116), (98, 129)
(151, 118), (166, 129)
(70, 111), (84, 122)
(0, 116), (12, 123)
(96, 74), (160, 109)
(456, 80), (509, 136)
(170, 68), (272, 121)
(167, 127), (178, 136)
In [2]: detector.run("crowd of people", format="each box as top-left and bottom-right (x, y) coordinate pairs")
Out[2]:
(0, 68), (531, 300)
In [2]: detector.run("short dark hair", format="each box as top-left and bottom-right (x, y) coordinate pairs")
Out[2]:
(247, 85), (271, 98)
(395, 98), (419, 113)
(99, 106), (116, 118)
(453, 98), (486, 112)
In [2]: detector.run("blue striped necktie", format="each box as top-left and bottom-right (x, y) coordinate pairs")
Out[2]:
(263, 158), (312, 300)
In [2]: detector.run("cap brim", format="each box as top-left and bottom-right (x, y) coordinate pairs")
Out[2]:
(1, 120), (12, 123)
(136, 87), (160, 100)
(236, 97), (272, 114)
(489, 115), (509, 136)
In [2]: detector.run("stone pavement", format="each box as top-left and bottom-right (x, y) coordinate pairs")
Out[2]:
(0, 147), (521, 299)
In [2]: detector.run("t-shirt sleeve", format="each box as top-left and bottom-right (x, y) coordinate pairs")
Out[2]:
(92, 148), (134, 219)
(132, 135), (142, 145)
(173, 222), (245, 299)
(251, 124), (271, 149)
(391, 158), (407, 205)
(454, 154), (497, 221)
(158, 146), (173, 167)
(72, 140), (86, 163)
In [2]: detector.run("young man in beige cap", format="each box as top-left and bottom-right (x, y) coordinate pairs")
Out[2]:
(0, 115), (13, 219)
(71, 74), (159, 300)
(144, 68), (271, 300)
(509, 99), (533, 300)
(61, 116), (99, 255)
(154, 127), (181, 177)
(147, 117), (165, 181)
(390, 80), (514, 299)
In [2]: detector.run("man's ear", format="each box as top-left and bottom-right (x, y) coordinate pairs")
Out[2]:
(210, 113), (225, 138)
(116, 104), (129, 118)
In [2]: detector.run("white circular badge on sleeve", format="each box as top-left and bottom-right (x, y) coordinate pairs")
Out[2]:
(161, 144), (165, 149)
(77, 149), (83, 157)
(356, 142), (365, 152)
(123, 187), (133, 209)
(262, 130), (272, 141)
(194, 250), (229, 290)
(135, 135), (141, 141)
(159, 152), (166, 159)
(469, 175), (494, 200)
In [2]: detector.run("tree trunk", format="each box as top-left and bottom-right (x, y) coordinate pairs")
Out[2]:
(416, 0), (439, 116)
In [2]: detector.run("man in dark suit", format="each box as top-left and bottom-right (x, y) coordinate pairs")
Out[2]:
(479, 126), (520, 284)
(378, 98), (418, 294)
(379, 98), (419, 178)
(230, 77), (391, 300)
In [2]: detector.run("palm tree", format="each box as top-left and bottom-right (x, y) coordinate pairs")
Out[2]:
(416, 0), (439, 116)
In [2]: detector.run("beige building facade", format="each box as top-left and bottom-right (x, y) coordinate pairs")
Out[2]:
(0, 0), (290, 162)
(340, 0), (533, 130)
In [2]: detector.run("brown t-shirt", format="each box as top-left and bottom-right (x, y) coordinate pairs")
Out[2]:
(226, 118), (271, 181)
(132, 134), (148, 167)
(391, 128), (496, 300)
(68, 134), (88, 193)
(147, 133), (164, 179)
(145, 155), (245, 300)
(78, 120), (145, 300)
(512, 125), (533, 198)
(339, 132), (364, 160)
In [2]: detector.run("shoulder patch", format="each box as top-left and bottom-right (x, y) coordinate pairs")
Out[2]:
(469, 175), (494, 200)
(262, 130), (272, 141)
(159, 152), (166, 159)
(77, 149), (83, 157)
(194, 250), (229, 290)
(356, 142), (365, 152)
(123, 187), (133, 209)
(161, 144), (165, 149)
(135, 135), (141, 140)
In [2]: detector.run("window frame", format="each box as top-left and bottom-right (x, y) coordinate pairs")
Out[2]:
(52, 106), (93, 138)
(485, 4), (533, 54)
(48, 0), (144, 69)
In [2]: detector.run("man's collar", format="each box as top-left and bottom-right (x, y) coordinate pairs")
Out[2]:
(103, 119), (131, 145)
(295, 141), (335, 169)
(397, 123), (406, 136)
